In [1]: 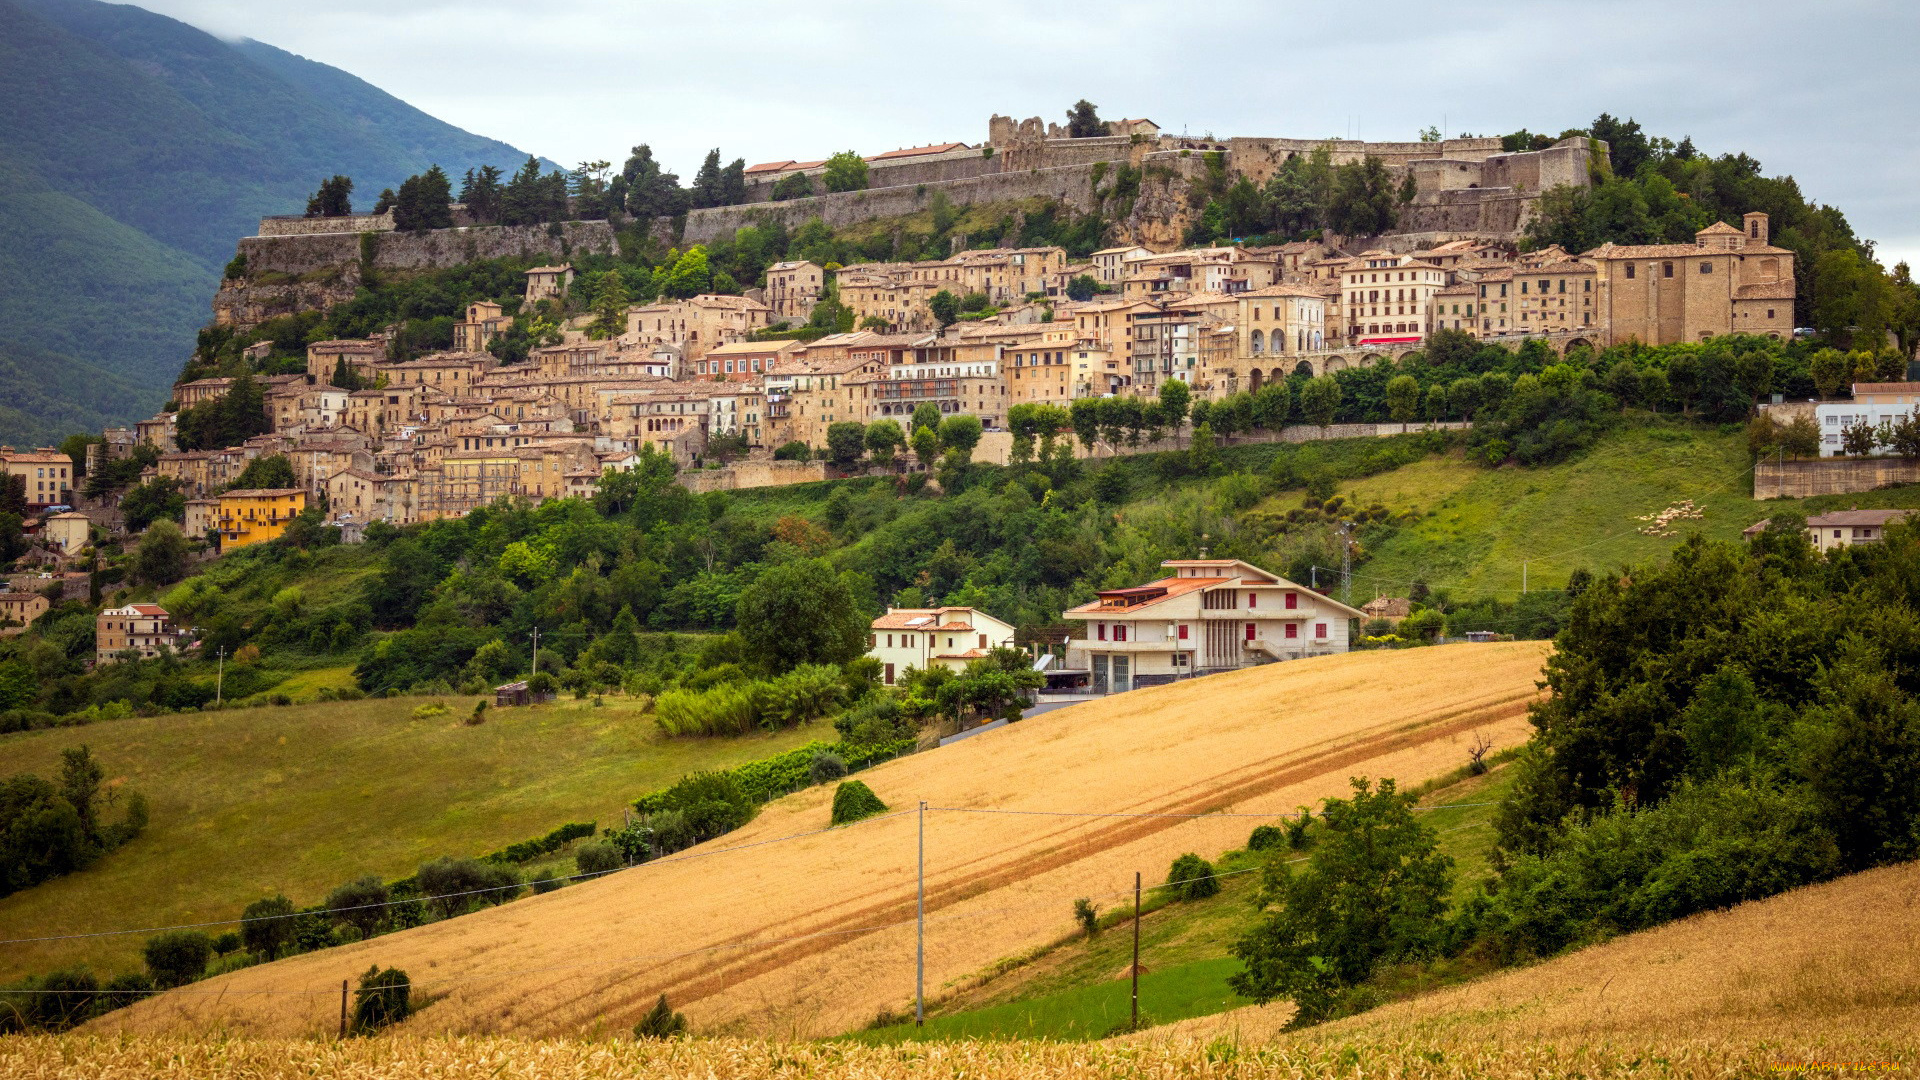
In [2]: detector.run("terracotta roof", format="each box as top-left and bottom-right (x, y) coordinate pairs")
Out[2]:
(526, 265), (573, 274)
(1851, 382), (1920, 394)
(1697, 221), (1743, 236)
(745, 160), (796, 174)
(1061, 576), (1226, 615)
(866, 142), (969, 161)
(1583, 242), (1737, 259)
(1519, 259), (1596, 275)
(1807, 509), (1911, 528)
(224, 488), (305, 498)
(1240, 284), (1330, 300)
(130, 604), (169, 616)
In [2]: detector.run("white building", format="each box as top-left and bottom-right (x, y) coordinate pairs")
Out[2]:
(867, 606), (1018, 685)
(1062, 558), (1367, 694)
(1815, 382), (1920, 457)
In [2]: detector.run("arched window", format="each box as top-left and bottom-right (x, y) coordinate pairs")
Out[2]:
(1249, 330), (1265, 355)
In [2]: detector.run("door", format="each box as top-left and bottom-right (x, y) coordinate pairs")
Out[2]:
(1112, 654), (1131, 694)
(1092, 654), (1109, 694)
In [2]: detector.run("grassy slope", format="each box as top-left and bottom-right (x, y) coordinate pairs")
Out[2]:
(1319, 423), (1920, 599)
(0, 694), (824, 982)
(856, 765), (1518, 1042)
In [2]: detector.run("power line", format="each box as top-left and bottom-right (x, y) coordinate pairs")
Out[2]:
(0, 822), (1496, 997)
(0, 809), (918, 947)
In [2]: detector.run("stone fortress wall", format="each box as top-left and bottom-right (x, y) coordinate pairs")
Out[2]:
(224, 115), (1600, 320)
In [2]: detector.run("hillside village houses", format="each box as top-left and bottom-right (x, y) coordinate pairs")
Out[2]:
(99, 205), (1798, 538)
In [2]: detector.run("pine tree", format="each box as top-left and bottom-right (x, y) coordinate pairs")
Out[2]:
(719, 158), (747, 207)
(588, 272), (632, 340)
(304, 175), (353, 217)
(618, 145), (688, 219)
(690, 149), (724, 209)
(459, 164), (504, 224)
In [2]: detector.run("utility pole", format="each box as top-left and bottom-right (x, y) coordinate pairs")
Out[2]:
(529, 626), (539, 676)
(338, 978), (348, 1038)
(916, 800), (926, 1027)
(1522, 560), (1528, 595)
(1130, 871), (1142, 1030)
(1340, 524), (1353, 605)
(215, 646), (225, 705)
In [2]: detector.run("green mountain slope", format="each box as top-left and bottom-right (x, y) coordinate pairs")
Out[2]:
(0, 0), (548, 440)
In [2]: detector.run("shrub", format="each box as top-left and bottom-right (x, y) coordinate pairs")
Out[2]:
(411, 701), (449, 720)
(240, 895), (296, 960)
(633, 993), (687, 1038)
(100, 971), (155, 1011)
(1246, 825), (1285, 852)
(831, 780), (888, 825)
(325, 876), (392, 939)
(142, 929), (213, 988)
(1073, 897), (1099, 938)
(1229, 779), (1451, 1026)
(574, 840), (624, 876)
(529, 865), (566, 894)
(414, 857), (521, 919)
(481, 822), (595, 864)
(808, 752), (848, 785)
(466, 701), (488, 726)
(210, 931), (242, 956)
(13, 968), (98, 1031)
(1165, 853), (1219, 901)
(351, 965), (410, 1033)
(1286, 806), (1314, 849)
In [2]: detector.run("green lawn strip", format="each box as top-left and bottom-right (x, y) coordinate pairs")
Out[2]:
(0, 694), (823, 982)
(859, 764), (1518, 1039)
(852, 956), (1248, 1043)
(1345, 423), (1920, 599)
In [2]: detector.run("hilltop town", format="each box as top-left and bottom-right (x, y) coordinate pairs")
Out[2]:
(28, 112), (1800, 543)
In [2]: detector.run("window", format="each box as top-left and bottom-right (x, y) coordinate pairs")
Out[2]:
(1114, 625), (1128, 642)
(1315, 623), (1328, 639)
(1626, 263), (1636, 279)
(1177, 624), (1189, 640)
(1245, 623), (1256, 641)
(1285, 623), (1298, 639)
(978, 633), (987, 648)
(1248, 593), (1257, 608)
(1663, 262), (1674, 278)
(1700, 262), (1713, 274)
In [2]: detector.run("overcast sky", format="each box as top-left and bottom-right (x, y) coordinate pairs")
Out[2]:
(140, 0), (1919, 266)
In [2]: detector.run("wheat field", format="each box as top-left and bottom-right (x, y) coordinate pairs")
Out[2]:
(18, 852), (1920, 1076)
(89, 643), (1549, 1041)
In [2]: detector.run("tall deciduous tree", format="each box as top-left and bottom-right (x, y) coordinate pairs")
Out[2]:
(734, 559), (867, 671)
(822, 151), (869, 193)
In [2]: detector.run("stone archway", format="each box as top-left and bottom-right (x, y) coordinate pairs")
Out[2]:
(1324, 356), (1348, 373)
(1359, 353), (1387, 368)
(1565, 337), (1595, 354)
(1249, 368), (1265, 392)
(1293, 360), (1315, 378)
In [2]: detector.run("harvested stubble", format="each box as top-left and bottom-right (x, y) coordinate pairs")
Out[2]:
(96, 643), (1550, 1041)
(1137, 858), (1920, 1061)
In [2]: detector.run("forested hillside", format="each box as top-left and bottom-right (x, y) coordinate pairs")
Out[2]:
(0, 0), (546, 440)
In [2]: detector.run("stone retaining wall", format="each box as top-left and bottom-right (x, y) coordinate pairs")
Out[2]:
(1755, 457), (1920, 499)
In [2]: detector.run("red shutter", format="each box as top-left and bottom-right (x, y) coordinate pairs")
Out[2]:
(1177, 624), (1188, 640)
(1285, 592), (1297, 610)
(1248, 593), (1257, 608)
(1285, 623), (1297, 639)
(1097, 623), (1107, 641)
(1316, 623), (1328, 639)
(1245, 623), (1256, 641)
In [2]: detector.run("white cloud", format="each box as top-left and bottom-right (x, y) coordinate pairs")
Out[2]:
(132, 0), (1920, 262)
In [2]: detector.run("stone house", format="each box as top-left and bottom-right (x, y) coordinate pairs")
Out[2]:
(626, 294), (773, 364)
(0, 591), (50, 636)
(764, 261), (823, 321)
(1583, 214), (1795, 346)
(1342, 251), (1448, 345)
(0, 447), (75, 508)
(524, 265), (575, 305)
(454, 301), (512, 352)
(305, 340), (384, 383)
(693, 340), (803, 381)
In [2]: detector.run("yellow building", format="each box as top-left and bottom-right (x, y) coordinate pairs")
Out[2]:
(217, 488), (306, 549)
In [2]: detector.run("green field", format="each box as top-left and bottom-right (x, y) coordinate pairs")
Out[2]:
(0, 694), (824, 982)
(859, 765), (1516, 1041)
(1331, 424), (1920, 599)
